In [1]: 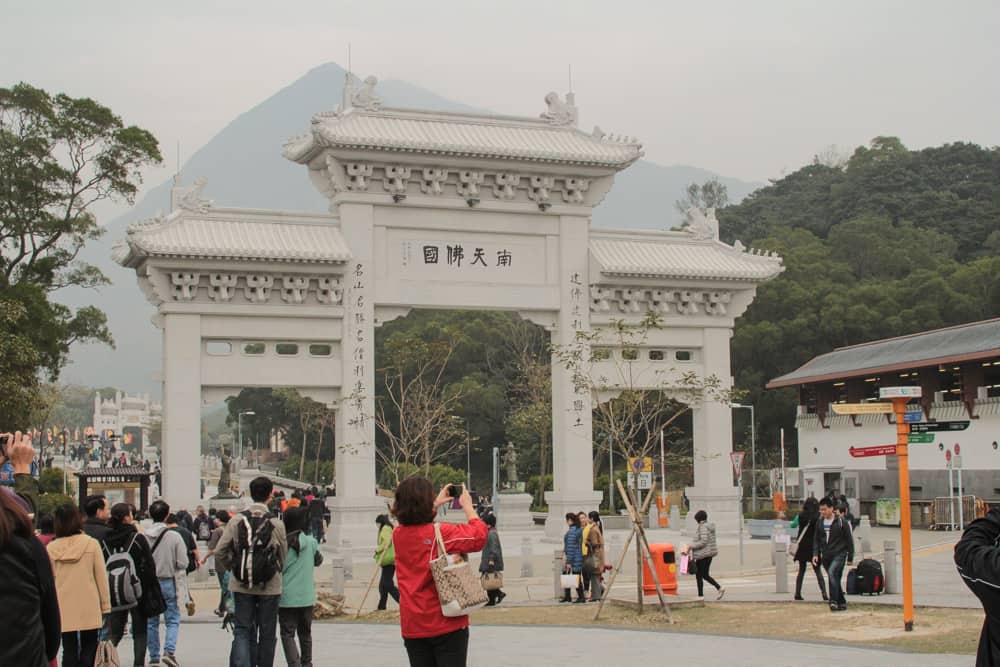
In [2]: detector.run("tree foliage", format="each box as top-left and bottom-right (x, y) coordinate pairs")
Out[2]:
(721, 137), (1000, 460)
(0, 82), (161, 425)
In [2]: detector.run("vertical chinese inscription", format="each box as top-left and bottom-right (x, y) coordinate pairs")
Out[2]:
(346, 261), (372, 452)
(569, 271), (587, 429)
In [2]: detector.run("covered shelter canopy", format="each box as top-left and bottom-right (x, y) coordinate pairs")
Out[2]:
(74, 466), (152, 513)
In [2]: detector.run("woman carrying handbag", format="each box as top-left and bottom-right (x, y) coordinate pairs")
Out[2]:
(792, 497), (828, 601)
(479, 514), (505, 606)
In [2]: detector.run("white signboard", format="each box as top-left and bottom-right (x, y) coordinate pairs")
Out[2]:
(879, 386), (922, 399)
(627, 471), (653, 490)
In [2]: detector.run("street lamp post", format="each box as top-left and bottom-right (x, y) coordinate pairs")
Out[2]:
(238, 411), (256, 463)
(450, 416), (471, 488)
(733, 403), (757, 511)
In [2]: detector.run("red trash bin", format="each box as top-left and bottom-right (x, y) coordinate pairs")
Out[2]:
(642, 543), (678, 596)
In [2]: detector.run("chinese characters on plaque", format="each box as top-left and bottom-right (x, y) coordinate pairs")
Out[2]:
(569, 271), (587, 429)
(347, 262), (371, 446)
(410, 243), (513, 269)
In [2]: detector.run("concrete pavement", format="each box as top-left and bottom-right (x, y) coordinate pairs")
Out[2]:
(119, 623), (967, 666)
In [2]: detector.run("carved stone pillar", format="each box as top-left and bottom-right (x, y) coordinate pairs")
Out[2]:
(161, 313), (202, 508)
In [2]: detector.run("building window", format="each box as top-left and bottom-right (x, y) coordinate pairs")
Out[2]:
(983, 360), (1000, 398)
(275, 343), (299, 356)
(309, 344), (333, 357)
(939, 365), (962, 401)
(242, 342), (265, 355)
(649, 350), (665, 361)
(205, 341), (232, 356)
(675, 350), (693, 362)
(622, 348), (639, 361)
(592, 348), (612, 361)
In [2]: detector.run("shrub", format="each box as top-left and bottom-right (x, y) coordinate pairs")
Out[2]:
(39, 467), (69, 494)
(38, 492), (76, 517)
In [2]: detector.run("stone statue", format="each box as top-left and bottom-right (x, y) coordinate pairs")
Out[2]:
(683, 206), (720, 241)
(501, 442), (519, 487)
(540, 91), (578, 126)
(215, 434), (236, 498)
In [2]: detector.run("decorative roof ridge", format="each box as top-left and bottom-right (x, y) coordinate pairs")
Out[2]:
(126, 207), (338, 236)
(830, 317), (1000, 353)
(591, 228), (783, 262)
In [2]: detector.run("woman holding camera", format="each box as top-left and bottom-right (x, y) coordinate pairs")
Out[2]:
(391, 478), (487, 667)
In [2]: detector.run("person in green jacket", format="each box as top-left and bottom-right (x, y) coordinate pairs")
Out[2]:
(374, 513), (400, 610)
(279, 507), (322, 667)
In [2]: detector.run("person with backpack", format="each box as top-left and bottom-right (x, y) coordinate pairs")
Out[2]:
(279, 507), (323, 667)
(812, 496), (854, 612)
(215, 476), (288, 667)
(102, 502), (161, 667)
(192, 506), (213, 542)
(374, 513), (400, 610)
(144, 500), (189, 667)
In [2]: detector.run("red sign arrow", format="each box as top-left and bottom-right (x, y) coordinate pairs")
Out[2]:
(849, 444), (897, 458)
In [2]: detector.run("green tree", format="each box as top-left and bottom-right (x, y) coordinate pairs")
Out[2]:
(0, 82), (161, 423)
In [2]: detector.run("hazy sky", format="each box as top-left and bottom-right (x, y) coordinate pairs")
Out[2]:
(3, 1), (1000, 211)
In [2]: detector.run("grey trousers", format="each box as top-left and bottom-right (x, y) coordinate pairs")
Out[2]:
(278, 606), (313, 667)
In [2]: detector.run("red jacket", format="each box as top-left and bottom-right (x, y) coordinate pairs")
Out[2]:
(392, 519), (487, 639)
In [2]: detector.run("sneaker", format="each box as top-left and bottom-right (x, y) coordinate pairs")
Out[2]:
(496, 591), (507, 605)
(163, 654), (180, 667)
(716, 587), (726, 600)
(793, 594), (804, 601)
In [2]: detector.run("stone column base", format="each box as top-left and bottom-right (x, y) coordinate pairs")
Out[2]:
(494, 492), (533, 531)
(685, 486), (743, 536)
(328, 496), (392, 549)
(543, 490), (604, 539)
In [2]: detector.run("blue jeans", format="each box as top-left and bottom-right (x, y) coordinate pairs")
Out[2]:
(824, 554), (847, 606)
(230, 592), (280, 667)
(147, 577), (180, 660)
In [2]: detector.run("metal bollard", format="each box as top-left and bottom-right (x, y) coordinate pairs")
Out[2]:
(607, 533), (621, 565)
(330, 555), (345, 597)
(553, 549), (565, 600)
(884, 541), (898, 594)
(669, 506), (681, 531)
(775, 541), (789, 593)
(341, 540), (354, 581)
(520, 536), (534, 577)
(858, 516), (872, 557)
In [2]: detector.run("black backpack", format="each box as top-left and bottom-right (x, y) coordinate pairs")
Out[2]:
(854, 558), (885, 595)
(231, 511), (281, 588)
(197, 519), (212, 542)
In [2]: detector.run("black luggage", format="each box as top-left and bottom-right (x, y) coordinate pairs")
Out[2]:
(846, 568), (858, 595)
(854, 558), (885, 595)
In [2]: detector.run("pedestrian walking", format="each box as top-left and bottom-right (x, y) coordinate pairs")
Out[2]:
(955, 504), (1000, 665)
(144, 500), (189, 667)
(47, 502), (111, 667)
(374, 513), (400, 610)
(0, 468), (60, 667)
(391, 479), (487, 667)
(200, 509), (233, 617)
(102, 502), (161, 667)
(683, 510), (724, 600)
(561, 513), (585, 603)
(812, 496), (854, 612)
(479, 514), (506, 606)
(792, 497), (828, 602)
(307, 490), (326, 543)
(215, 476), (288, 667)
(278, 507), (322, 667)
(585, 511), (605, 602)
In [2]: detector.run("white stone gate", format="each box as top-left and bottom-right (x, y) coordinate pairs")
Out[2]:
(115, 80), (782, 545)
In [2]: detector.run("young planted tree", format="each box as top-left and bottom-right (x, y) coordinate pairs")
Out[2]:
(374, 326), (468, 485)
(0, 83), (161, 423)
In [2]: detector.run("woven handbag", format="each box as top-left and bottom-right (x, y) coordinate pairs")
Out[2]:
(94, 640), (120, 667)
(481, 571), (504, 591)
(430, 523), (488, 617)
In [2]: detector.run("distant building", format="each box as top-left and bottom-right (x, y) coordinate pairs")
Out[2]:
(768, 318), (1000, 511)
(93, 390), (162, 451)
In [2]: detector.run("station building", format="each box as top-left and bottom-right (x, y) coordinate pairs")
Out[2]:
(767, 318), (1000, 520)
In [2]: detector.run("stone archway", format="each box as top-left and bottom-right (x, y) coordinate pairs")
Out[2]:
(116, 79), (782, 546)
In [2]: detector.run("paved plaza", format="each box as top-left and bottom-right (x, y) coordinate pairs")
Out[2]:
(116, 623), (967, 666)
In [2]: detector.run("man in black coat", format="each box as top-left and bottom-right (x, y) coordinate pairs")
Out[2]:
(81, 494), (111, 541)
(812, 496), (854, 612)
(955, 506), (1000, 666)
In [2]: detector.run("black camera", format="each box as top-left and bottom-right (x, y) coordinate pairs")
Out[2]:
(0, 434), (9, 458)
(447, 484), (462, 498)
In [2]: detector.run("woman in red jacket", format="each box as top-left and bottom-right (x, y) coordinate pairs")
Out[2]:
(391, 477), (487, 667)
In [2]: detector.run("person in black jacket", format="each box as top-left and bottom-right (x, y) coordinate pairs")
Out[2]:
(0, 482), (61, 667)
(812, 496), (854, 612)
(793, 497), (828, 602)
(82, 494), (111, 542)
(103, 502), (161, 667)
(955, 505), (1000, 666)
(308, 490), (326, 543)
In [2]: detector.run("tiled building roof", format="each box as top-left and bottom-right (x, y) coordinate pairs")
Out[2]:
(285, 107), (643, 168)
(114, 209), (351, 266)
(768, 318), (1000, 388)
(590, 230), (784, 282)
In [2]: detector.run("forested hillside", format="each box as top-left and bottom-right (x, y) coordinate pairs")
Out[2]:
(723, 138), (1000, 458)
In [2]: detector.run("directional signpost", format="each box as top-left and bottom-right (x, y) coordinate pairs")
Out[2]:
(908, 432), (934, 444)
(849, 444), (897, 458)
(878, 386), (920, 632)
(830, 402), (893, 415)
(908, 421), (970, 433)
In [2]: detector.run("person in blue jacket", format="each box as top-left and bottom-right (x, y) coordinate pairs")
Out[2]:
(561, 512), (585, 603)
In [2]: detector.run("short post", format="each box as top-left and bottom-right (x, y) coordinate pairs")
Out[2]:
(774, 540), (789, 593)
(859, 515), (872, 557)
(669, 505), (680, 531)
(884, 541), (898, 595)
(330, 555), (345, 597)
(553, 549), (565, 600)
(520, 536), (534, 577)
(607, 532), (621, 565)
(341, 540), (354, 581)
